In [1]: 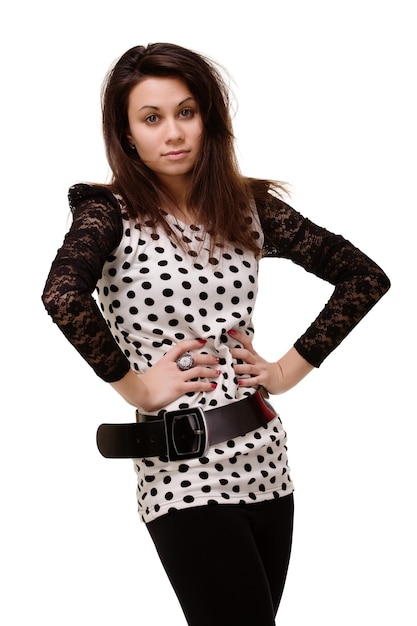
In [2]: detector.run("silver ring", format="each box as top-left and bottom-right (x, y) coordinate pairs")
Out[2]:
(176, 352), (195, 371)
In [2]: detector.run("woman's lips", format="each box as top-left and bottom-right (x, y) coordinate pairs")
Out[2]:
(163, 151), (189, 160)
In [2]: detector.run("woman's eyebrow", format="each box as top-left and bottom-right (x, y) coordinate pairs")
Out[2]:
(138, 96), (196, 112)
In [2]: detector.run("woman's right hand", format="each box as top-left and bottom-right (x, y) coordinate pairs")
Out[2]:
(110, 339), (221, 413)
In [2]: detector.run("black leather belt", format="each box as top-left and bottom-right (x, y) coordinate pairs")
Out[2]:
(96, 390), (277, 461)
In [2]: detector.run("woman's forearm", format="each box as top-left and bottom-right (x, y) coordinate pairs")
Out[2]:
(275, 347), (315, 394)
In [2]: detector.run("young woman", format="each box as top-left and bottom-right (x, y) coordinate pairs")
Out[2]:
(42, 43), (390, 625)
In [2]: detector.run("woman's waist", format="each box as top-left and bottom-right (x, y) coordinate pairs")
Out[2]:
(134, 389), (277, 460)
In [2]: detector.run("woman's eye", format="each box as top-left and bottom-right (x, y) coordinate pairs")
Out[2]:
(145, 114), (159, 124)
(179, 108), (193, 119)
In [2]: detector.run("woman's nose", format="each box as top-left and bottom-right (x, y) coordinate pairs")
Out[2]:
(165, 118), (184, 142)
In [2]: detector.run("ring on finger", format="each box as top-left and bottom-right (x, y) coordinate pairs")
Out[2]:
(176, 352), (195, 371)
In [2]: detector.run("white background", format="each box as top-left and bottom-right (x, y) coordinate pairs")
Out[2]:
(1, 1), (415, 624)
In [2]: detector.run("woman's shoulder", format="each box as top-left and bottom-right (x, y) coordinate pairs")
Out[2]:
(68, 182), (123, 214)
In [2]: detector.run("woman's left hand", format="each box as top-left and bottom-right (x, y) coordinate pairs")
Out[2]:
(228, 328), (314, 395)
(228, 329), (283, 394)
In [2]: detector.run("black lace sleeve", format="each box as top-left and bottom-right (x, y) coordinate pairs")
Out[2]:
(42, 183), (131, 382)
(256, 193), (391, 367)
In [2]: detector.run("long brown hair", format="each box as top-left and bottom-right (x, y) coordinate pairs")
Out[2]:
(101, 43), (284, 255)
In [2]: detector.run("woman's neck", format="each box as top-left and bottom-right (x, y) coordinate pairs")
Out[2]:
(158, 175), (197, 224)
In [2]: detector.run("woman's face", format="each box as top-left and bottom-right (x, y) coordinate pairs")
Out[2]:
(127, 76), (204, 186)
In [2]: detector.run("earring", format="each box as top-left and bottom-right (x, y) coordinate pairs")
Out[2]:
(130, 144), (136, 150)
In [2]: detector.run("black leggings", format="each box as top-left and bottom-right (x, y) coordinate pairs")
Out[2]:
(147, 494), (294, 626)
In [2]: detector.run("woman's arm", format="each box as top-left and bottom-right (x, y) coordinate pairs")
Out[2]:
(229, 193), (390, 393)
(42, 185), (131, 382)
(229, 331), (314, 394)
(42, 185), (220, 410)
(256, 193), (391, 368)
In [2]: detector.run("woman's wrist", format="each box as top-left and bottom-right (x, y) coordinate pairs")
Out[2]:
(110, 368), (148, 408)
(273, 347), (314, 394)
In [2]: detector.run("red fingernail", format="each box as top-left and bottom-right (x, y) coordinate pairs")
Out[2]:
(211, 383), (217, 388)
(228, 329), (236, 335)
(197, 339), (207, 343)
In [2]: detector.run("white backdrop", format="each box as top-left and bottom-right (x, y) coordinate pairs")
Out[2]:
(1, 1), (415, 624)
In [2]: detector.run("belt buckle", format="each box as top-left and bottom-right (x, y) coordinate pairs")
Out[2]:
(163, 407), (208, 461)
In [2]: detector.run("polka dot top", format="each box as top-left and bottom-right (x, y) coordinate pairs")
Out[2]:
(42, 183), (390, 522)
(96, 204), (262, 414)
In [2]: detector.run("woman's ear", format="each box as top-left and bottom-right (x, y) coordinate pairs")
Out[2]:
(126, 134), (136, 150)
